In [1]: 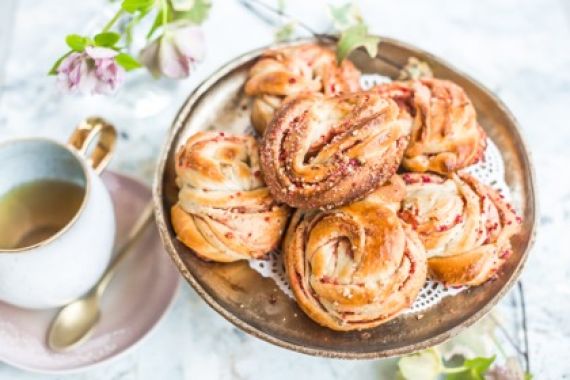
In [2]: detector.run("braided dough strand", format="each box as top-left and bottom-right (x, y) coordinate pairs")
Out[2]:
(245, 44), (361, 134)
(399, 172), (521, 286)
(172, 131), (290, 262)
(374, 78), (486, 173)
(261, 92), (412, 209)
(284, 176), (427, 331)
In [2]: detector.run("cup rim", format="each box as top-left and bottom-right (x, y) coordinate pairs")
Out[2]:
(0, 137), (92, 254)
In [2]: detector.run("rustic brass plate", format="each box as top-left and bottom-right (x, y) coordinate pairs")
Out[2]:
(152, 37), (536, 359)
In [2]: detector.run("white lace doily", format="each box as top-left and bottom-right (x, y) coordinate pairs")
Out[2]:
(248, 74), (512, 314)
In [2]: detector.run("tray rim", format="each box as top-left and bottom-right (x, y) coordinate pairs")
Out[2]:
(152, 36), (538, 359)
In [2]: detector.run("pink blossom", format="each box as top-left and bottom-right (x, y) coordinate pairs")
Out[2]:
(57, 46), (125, 95)
(140, 22), (205, 79)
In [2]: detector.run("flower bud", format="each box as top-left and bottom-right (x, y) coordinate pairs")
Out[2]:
(140, 22), (205, 79)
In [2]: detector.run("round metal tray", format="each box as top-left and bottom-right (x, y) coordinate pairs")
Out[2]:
(152, 37), (537, 359)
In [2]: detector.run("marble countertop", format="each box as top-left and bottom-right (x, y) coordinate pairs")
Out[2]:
(0, 0), (569, 378)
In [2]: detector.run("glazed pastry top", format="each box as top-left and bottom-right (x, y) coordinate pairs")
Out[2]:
(398, 172), (521, 285)
(374, 78), (487, 174)
(283, 176), (427, 331)
(172, 131), (289, 262)
(260, 92), (411, 209)
(245, 43), (361, 98)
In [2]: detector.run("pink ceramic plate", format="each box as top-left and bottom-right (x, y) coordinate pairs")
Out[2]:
(0, 171), (179, 373)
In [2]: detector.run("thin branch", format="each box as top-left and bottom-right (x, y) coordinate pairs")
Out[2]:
(239, 0), (333, 42)
(518, 281), (530, 373)
(239, 0), (403, 71)
(489, 314), (525, 356)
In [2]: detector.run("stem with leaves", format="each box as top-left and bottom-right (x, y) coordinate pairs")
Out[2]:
(49, 0), (211, 76)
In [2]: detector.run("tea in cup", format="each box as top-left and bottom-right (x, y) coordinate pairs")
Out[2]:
(0, 117), (117, 309)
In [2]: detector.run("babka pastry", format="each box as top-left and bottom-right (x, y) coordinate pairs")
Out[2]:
(245, 43), (361, 134)
(283, 176), (427, 331)
(374, 78), (487, 174)
(398, 172), (522, 286)
(260, 92), (412, 209)
(171, 131), (290, 262)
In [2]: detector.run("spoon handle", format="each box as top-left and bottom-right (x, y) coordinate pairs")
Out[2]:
(95, 202), (155, 297)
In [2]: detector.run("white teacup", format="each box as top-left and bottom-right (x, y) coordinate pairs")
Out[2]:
(0, 117), (117, 309)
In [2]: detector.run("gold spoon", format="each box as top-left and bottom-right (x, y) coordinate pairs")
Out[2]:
(47, 202), (155, 352)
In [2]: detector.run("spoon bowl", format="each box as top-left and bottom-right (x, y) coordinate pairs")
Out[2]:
(47, 292), (101, 351)
(46, 202), (154, 352)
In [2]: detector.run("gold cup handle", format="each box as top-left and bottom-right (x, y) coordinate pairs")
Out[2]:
(68, 117), (117, 174)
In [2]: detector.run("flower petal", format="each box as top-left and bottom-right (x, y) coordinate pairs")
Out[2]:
(85, 46), (118, 59)
(56, 49), (124, 95)
(158, 35), (189, 79)
(139, 38), (162, 77)
(172, 25), (206, 63)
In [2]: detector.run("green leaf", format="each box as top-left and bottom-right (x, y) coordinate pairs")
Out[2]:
(48, 51), (72, 75)
(464, 356), (495, 373)
(94, 32), (121, 47)
(172, 0), (211, 24)
(65, 34), (87, 52)
(525, 372), (533, 380)
(398, 349), (443, 380)
(446, 369), (484, 380)
(336, 23), (379, 63)
(328, 2), (362, 31)
(121, 0), (155, 14)
(115, 53), (142, 71)
(445, 356), (495, 380)
(275, 22), (295, 42)
(445, 371), (473, 380)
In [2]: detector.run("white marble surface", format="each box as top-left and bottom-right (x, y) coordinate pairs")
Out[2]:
(0, 0), (569, 378)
